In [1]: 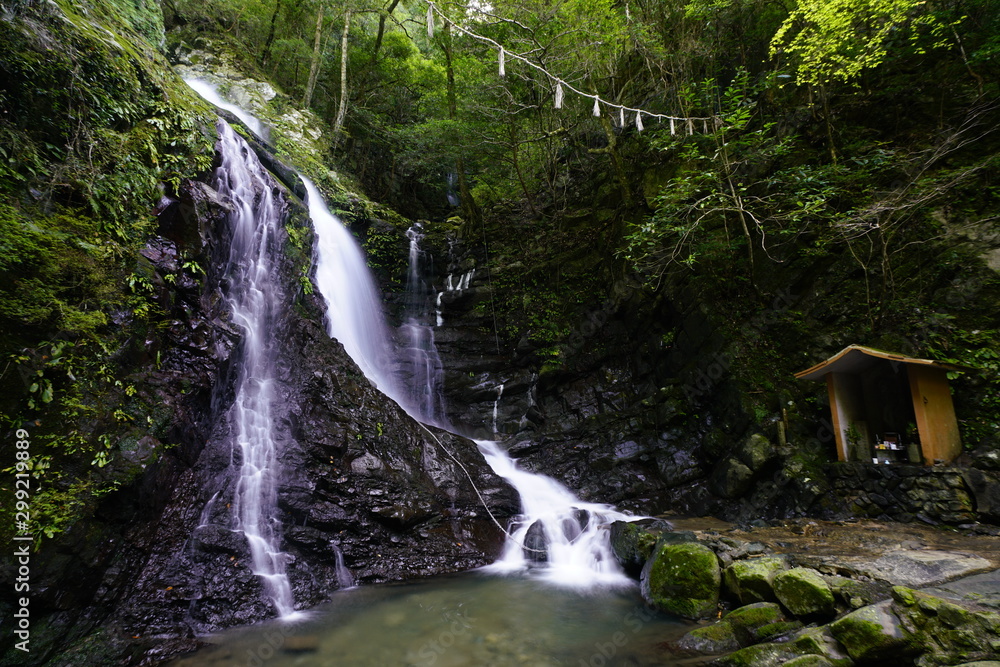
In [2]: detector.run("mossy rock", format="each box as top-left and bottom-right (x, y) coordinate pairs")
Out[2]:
(678, 621), (740, 653)
(786, 627), (853, 665)
(723, 556), (788, 604)
(755, 620), (805, 642)
(724, 602), (784, 644)
(827, 575), (891, 610)
(641, 541), (721, 619)
(891, 586), (1000, 663)
(709, 641), (791, 667)
(773, 567), (836, 619)
(609, 518), (675, 576)
(782, 656), (835, 667)
(738, 433), (776, 472)
(829, 600), (921, 662)
(709, 456), (755, 499)
(710, 626), (852, 667)
(680, 602), (787, 654)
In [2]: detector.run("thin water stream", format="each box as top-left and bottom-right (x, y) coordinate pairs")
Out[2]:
(212, 119), (296, 617)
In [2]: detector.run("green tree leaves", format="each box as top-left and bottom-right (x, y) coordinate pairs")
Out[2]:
(770, 0), (949, 85)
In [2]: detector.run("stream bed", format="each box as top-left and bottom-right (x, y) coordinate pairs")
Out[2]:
(169, 571), (700, 666)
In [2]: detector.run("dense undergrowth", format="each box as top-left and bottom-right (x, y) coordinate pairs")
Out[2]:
(0, 0), (216, 543)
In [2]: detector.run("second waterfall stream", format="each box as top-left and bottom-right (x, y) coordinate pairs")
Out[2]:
(187, 77), (635, 604)
(306, 189), (635, 588)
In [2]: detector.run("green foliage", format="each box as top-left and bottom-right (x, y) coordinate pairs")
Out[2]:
(770, 0), (950, 85)
(920, 319), (1000, 447)
(623, 71), (798, 280)
(0, 0), (216, 547)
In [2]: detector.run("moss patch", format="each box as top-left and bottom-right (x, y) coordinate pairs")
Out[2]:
(829, 601), (920, 662)
(641, 541), (721, 619)
(773, 567), (836, 619)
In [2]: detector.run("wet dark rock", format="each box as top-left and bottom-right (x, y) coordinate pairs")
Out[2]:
(524, 520), (548, 562)
(963, 468), (1000, 523)
(710, 457), (755, 499)
(2, 148), (519, 666)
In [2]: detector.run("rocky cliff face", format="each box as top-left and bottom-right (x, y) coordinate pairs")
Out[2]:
(395, 209), (1000, 530)
(2, 134), (517, 667)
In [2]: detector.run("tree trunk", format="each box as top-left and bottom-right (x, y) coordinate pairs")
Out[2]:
(372, 0), (401, 63)
(332, 9), (351, 145)
(259, 0), (283, 67)
(302, 1), (325, 109)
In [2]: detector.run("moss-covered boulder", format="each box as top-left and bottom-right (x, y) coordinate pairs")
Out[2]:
(679, 602), (789, 654)
(781, 655), (835, 667)
(710, 626), (852, 667)
(829, 600), (921, 662)
(609, 518), (675, 576)
(723, 556), (788, 604)
(678, 621), (741, 653)
(773, 567), (836, 619)
(891, 586), (1000, 664)
(785, 627), (853, 665)
(724, 602), (798, 645)
(641, 541), (721, 619)
(826, 574), (891, 610)
(738, 433), (776, 472)
(709, 641), (791, 667)
(710, 457), (755, 499)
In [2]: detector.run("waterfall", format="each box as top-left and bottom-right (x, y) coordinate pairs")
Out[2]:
(184, 78), (267, 140)
(307, 206), (634, 587)
(213, 120), (296, 616)
(492, 383), (504, 435)
(398, 225), (447, 425)
(475, 440), (633, 587)
(302, 176), (415, 418)
(189, 78), (632, 593)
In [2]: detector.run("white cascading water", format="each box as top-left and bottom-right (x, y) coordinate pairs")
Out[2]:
(476, 439), (634, 587)
(185, 78), (267, 140)
(190, 78), (633, 592)
(390, 228), (633, 588)
(213, 119), (297, 616)
(302, 176), (416, 417)
(399, 224), (447, 425)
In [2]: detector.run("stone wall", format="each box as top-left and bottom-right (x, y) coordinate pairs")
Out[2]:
(826, 463), (988, 525)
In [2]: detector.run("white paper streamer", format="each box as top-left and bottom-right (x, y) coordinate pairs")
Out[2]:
(619, 107), (625, 128)
(636, 111), (643, 131)
(499, 47), (505, 77)
(592, 97), (600, 117)
(554, 82), (564, 109)
(670, 118), (675, 135)
(427, 4), (434, 39)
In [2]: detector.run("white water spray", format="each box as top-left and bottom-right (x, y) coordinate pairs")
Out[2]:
(475, 440), (634, 587)
(185, 78), (267, 140)
(214, 120), (296, 616)
(303, 177), (413, 415)
(492, 383), (504, 435)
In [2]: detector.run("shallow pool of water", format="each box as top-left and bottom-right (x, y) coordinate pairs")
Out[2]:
(170, 571), (703, 666)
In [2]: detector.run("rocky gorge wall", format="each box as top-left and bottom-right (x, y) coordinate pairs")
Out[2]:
(0, 33), (518, 665)
(392, 215), (1000, 530)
